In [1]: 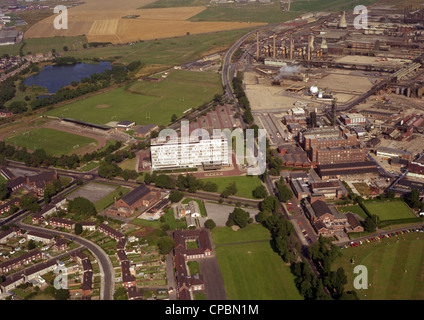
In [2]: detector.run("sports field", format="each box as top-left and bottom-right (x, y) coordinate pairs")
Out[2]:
(44, 70), (222, 126)
(333, 232), (424, 300)
(199, 175), (263, 199)
(364, 200), (416, 221)
(4, 128), (97, 156)
(214, 225), (302, 300)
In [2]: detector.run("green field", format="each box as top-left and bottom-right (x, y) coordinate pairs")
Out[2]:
(64, 29), (253, 65)
(215, 240), (302, 300)
(0, 36), (87, 57)
(364, 200), (416, 221)
(94, 186), (131, 212)
(200, 175), (263, 199)
(338, 205), (368, 219)
(44, 70), (222, 126)
(333, 232), (424, 300)
(4, 127), (97, 156)
(212, 224), (271, 245)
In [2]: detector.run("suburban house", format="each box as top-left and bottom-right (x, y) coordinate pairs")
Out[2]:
(26, 231), (54, 245)
(98, 223), (125, 241)
(52, 238), (68, 251)
(0, 227), (22, 244)
(121, 260), (136, 288)
(32, 197), (67, 224)
(0, 250), (42, 273)
(47, 217), (75, 230)
(71, 250), (93, 299)
(79, 221), (97, 231)
(107, 184), (161, 217)
(7, 176), (25, 192)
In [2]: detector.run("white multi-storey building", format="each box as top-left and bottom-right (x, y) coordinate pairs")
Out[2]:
(150, 135), (229, 170)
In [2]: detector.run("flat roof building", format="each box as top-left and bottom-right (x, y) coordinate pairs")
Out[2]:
(151, 135), (229, 170)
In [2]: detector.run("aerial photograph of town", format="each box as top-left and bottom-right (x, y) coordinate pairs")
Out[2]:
(0, 0), (423, 311)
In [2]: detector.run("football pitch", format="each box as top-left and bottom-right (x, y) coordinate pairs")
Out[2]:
(334, 232), (424, 300)
(4, 128), (97, 156)
(44, 70), (222, 127)
(212, 225), (302, 300)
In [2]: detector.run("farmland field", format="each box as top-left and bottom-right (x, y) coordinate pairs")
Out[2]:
(214, 231), (302, 299)
(3, 127), (97, 156)
(44, 70), (222, 126)
(23, 0), (264, 44)
(364, 200), (416, 221)
(333, 231), (424, 300)
(199, 175), (263, 199)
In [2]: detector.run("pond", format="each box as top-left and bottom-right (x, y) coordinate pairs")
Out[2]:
(23, 61), (111, 94)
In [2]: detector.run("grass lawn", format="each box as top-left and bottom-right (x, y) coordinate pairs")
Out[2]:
(338, 205), (368, 220)
(333, 231), (424, 300)
(94, 186), (131, 212)
(200, 175), (263, 199)
(215, 241), (302, 300)
(363, 200), (416, 221)
(212, 223), (271, 245)
(44, 70), (222, 127)
(4, 127), (97, 156)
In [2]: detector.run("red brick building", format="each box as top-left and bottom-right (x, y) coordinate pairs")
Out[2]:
(107, 184), (160, 217)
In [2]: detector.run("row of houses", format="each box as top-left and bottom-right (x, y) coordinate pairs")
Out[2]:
(97, 223), (142, 300)
(71, 251), (93, 300)
(0, 259), (59, 295)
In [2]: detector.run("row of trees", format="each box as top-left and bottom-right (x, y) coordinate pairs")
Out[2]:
(0, 139), (125, 171)
(232, 72), (253, 124)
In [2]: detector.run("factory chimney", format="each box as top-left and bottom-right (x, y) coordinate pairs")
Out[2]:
(338, 11), (347, 29)
(290, 33), (293, 60)
(256, 31), (259, 61)
(307, 35), (311, 61)
(273, 33), (276, 59)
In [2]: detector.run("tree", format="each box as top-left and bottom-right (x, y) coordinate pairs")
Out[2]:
(157, 236), (175, 255)
(171, 114), (178, 122)
(0, 182), (10, 201)
(27, 239), (36, 250)
(169, 190), (184, 203)
(227, 207), (250, 228)
(204, 219), (216, 230)
(74, 223), (83, 235)
(63, 46), (68, 52)
(275, 179), (293, 202)
(221, 182), (237, 198)
(20, 194), (40, 213)
(260, 196), (280, 213)
(67, 197), (97, 217)
(54, 288), (70, 300)
(252, 185), (267, 199)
